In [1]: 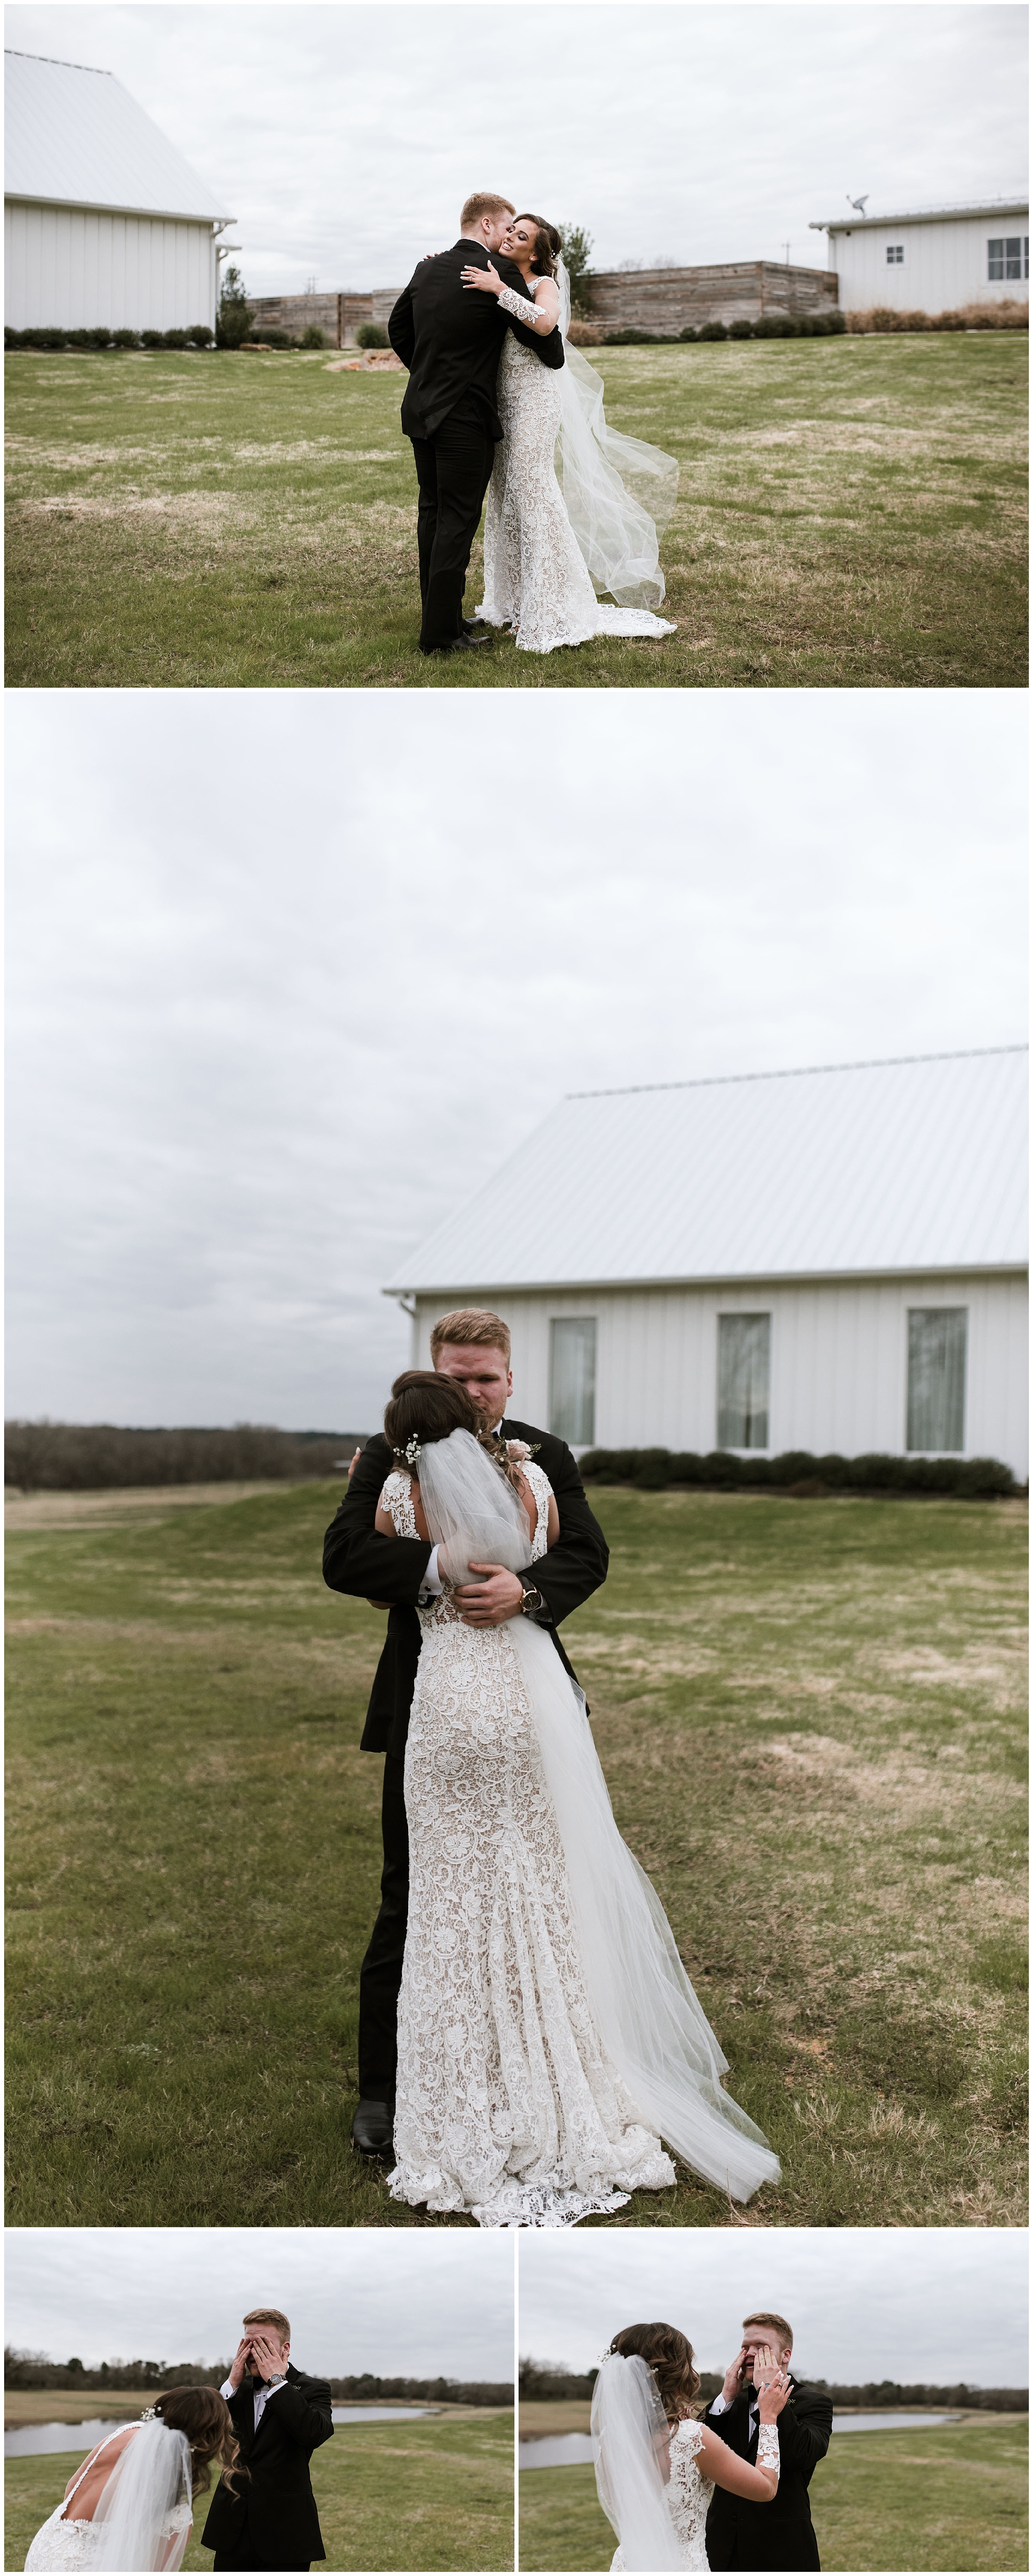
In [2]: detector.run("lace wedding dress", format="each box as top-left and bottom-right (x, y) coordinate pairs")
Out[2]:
(610, 2420), (779, 2572)
(24, 2427), (193, 2571)
(476, 275), (677, 654)
(383, 1457), (677, 2226)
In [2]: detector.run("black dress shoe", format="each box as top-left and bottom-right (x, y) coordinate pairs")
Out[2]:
(462, 617), (490, 634)
(423, 629), (492, 654)
(351, 2098), (395, 2160)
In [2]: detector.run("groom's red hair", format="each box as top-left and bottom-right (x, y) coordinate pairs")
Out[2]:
(431, 1308), (511, 1363)
(461, 192), (515, 228)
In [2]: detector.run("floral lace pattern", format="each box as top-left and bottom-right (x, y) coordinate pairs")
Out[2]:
(756, 2424), (781, 2476)
(383, 1463), (676, 2227)
(24, 2500), (190, 2571)
(610, 2418), (714, 2572)
(476, 285), (676, 655)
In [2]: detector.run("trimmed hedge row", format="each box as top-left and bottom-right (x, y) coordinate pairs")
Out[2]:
(5, 324), (214, 351)
(596, 312), (847, 345)
(578, 1446), (1021, 1497)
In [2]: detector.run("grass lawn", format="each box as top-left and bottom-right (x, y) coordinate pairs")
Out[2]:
(5, 1483), (1026, 2226)
(517, 2418), (1028, 2571)
(5, 2410), (515, 2572)
(5, 335), (1026, 689)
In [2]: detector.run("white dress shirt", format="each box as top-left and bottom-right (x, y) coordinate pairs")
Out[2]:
(220, 2373), (288, 2433)
(711, 2388), (760, 2440)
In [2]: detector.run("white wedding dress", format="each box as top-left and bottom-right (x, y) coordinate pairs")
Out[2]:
(476, 265), (678, 654)
(382, 1435), (779, 2224)
(385, 1457), (676, 2226)
(612, 2422), (715, 2572)
(24, 2424), (193, 2572)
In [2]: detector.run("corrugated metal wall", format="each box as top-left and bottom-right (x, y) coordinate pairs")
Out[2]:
(831, 215), (1028, 311)
(5, 199), (217, 329)
(412, 1272), (1028, 1475)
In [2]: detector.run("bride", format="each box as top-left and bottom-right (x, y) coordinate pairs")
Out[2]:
(24, 2388), (242, 2571)
(462, 212), (678, 653)
(374, 1371), (780, 2227)
(593, 2324), (788, 2572)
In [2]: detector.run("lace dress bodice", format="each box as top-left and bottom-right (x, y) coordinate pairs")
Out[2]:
(609, 2419), (715, 2573)
(477, 279), (676, 654)
(23, 2430), (191, 2572)
(380, 1455), (675, 2226)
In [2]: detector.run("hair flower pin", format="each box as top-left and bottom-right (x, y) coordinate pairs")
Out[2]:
(138, 2405), (159, 2422)
(403, 1435), (422, 1468)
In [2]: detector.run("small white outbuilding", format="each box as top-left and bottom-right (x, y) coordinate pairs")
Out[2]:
(4, 49), (233, 334)
(386, 1048), (1029, 1479)
(809, 199), (1029, 313)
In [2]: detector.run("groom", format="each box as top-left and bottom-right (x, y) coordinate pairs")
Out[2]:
(703, 2310), (833, 2570)
(323, 1305), (609, 2159)
(388, 190), (565, 654)
(203, 2306), (333, 2570)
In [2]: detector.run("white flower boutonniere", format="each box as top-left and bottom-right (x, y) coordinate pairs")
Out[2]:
(507, 1439), (540, 1463)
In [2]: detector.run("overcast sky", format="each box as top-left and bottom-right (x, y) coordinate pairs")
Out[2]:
(518, 2229), (1028, 2384)
(7, 691), (1026, 1430)
(5, 2229), (513, 2377)
(6, 3), (1028, 292)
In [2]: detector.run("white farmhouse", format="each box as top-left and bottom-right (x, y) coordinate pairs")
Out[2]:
(5, 50), (233, 335)
(386, 1048), (1028, 1479)
(809, 198), (1029, 313)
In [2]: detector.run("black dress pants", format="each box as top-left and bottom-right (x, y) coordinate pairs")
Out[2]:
(357, 1752), (409, 2098)
(409, 406), (496, 651)
(214, 2543), (311, 2571)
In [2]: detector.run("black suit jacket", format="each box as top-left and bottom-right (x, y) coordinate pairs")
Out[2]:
(322, 1416), (609, 1760)
(703, 2380), (833, 2571)
(388, 239), (564, 441)
(201, 2366), (334, 2564)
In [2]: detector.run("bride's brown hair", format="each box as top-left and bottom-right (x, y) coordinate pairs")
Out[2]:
(607, 2324), (701, 2422)
(514, 213), (561, 279)
(152, 2388), (246, 2497)
(384, 1370), (526, 1498)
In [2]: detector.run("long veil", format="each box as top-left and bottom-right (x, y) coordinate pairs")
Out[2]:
(90, 2421), (193, 2571)
(554, 257), (679, 610)
(414, 1432), (781, 2202)
(591, 2353), (682, 2573)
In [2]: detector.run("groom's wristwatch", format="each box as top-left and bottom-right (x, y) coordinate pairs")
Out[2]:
(520, 1584), (543, 1616)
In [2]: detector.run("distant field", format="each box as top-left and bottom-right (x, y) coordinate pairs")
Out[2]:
(6, 2412), (515, 2573)
(518, 2418), (1028, 2572)
(5, 335), (1027, 688)
(6, 1480), (1025, 2228)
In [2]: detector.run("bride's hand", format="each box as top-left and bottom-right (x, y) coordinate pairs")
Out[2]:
(461, 260), (502, 295)
(758, 2369), (791, 2423)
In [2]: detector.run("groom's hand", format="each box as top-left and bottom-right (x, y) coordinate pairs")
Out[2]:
(454, 1563), (525, 1625)
(228, 2335), (253, 2392)
(720, 2345), (750, 2404)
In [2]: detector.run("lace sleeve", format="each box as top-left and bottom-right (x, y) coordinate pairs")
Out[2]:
(497, 282), (553, 332)
(756, 2426), (780, 2481)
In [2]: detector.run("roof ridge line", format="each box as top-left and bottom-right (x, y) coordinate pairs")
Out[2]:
(5, 49), (113, 73)
(566, 1044), (1028, 1101)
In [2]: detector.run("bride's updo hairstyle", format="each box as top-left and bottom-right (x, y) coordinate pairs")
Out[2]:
(385, 1370), (526, 1499)
(152, 2388), (245, 2496)
(607, 2324), (701, 2421)
(514, 214), (561, 279)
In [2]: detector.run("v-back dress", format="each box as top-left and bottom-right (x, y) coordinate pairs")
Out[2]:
(381, 1458), (676, 2226)
(24, 2428), (192, 2572)
(611, 2419), (716, 2572)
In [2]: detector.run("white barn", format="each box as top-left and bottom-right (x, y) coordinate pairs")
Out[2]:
(809, 199), (1029, 313)
(5, 49), (232, 334)
(386, 1048), (1029, 1479)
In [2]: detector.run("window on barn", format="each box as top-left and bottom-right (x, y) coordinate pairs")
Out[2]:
(886, 244), (904, 264)
(988, 237), (1025, 281)
(549, 1317), (597, 1446)
(906, 1308), (968, 1453)
(717, 1314), (771, 1450)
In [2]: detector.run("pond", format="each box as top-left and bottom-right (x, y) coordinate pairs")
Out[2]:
(7, 2406), (438, 2457)
(518, 2414), (960, 2470)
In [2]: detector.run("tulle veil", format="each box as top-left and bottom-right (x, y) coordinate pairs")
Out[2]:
(90, 2419), (193, 2571)
(415, 1430), (780, 2202)
(553, 257), (679, 610)
(591, 2352), (683, 2571)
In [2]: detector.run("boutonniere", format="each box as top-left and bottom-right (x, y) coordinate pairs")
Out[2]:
(507, 1439), (540, 1462)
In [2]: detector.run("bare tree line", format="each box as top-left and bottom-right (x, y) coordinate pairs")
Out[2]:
(4, 2350), (510, 2404)
(5, 1422), (367, 1493)
(518, 2357), (1026, 2411)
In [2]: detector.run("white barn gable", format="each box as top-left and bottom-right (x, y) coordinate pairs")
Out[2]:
(5, 50), (232, 332)
(388, 1049), (1028, 1477)
(809, 199), (1029, 314)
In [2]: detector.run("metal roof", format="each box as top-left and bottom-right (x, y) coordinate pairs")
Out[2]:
(4, 50), (231, 222)
(386, 1048), (1029, 1296)
(811, 200), (1028, 234)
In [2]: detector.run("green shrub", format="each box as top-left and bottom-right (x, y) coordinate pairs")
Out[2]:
(577, 1445), (1019, 1497)
(161, 328), (189, 349)
(827, 309), (847, 333)
(140, 330), (166, 348)
(110, 328), (140, 348)
(697, 319), (728, 341)
(252, 328), (296, 348)
(728, 317), (753, 338)
(185, 323), (214, 347)
(301, 322), (327, 348)
(678, 324), (697, 341)
(355, 322), (388, 349)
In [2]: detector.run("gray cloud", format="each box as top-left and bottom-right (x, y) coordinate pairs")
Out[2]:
(5, 2229), (513, 2378)
(7, 691), (1026, 1428)
(517, 2229), (1028, 2383)
(5, 5), (1028, 293)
